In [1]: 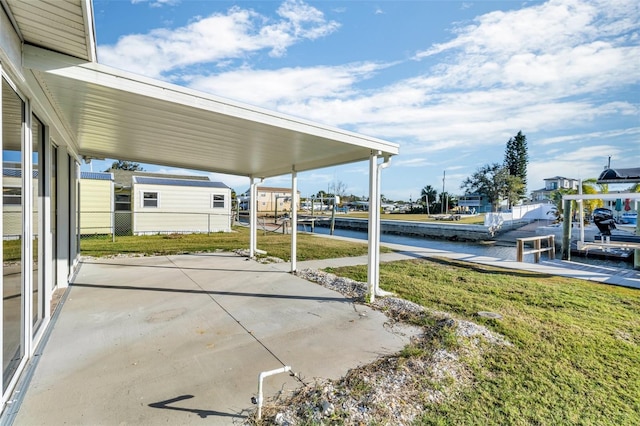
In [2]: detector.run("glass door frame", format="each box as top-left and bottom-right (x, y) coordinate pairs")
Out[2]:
(1, 68), (53, 405)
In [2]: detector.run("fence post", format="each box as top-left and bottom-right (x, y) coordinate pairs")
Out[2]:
(112, 210), (116, 243)
(517, 239), (523, 262)
(534, 239), (541, 263)
(549, 235), (555, 260)
(208, 214), (211, 235)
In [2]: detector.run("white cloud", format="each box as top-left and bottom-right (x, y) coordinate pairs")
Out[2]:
(99, 0), (339, 78)
(132, 0), (179, 7)
(187, 63), (384, 107)
(537, 127), (640, 146)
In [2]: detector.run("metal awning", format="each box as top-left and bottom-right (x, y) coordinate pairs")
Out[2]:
(23, 44), (397, 178)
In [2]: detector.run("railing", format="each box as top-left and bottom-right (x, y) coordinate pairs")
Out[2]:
(516, 235), (555, 263)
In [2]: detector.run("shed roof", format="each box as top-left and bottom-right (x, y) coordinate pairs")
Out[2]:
(133, 176), (230, 189)
(80, 172), (113, 181)
(12, 1), (398, 179)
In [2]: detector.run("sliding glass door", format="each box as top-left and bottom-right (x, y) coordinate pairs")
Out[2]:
(2, 77), (25, 392)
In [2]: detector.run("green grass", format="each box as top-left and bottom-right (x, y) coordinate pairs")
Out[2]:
(80, 226), (389, 261)
(325, 258), (640, 425)
(3, 239), (21, 262)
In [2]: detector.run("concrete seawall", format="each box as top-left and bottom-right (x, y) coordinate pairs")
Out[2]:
(309, 217), (529, 242)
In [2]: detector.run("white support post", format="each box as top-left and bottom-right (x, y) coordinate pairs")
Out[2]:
(578, 180), (584, 248)
(249, 177), (257, 258)
(376, 156), (391, 289)
(291, 168), (298, 273)
(367, 152), (380, 302)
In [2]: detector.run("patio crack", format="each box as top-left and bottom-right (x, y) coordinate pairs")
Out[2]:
(164, 256), (306, 385)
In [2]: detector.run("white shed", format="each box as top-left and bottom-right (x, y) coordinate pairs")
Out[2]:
(79, 172), (114, 235)
(131, 176), (232, 235)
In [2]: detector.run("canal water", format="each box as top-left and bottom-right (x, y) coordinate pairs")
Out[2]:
(298, 224), (634, 270)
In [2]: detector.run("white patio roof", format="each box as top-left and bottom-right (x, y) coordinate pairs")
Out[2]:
(9, 0), (397, 179)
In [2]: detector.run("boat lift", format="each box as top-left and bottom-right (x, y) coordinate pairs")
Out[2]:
(561, 192), (640, 269)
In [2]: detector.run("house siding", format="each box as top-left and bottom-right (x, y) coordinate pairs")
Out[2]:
(79, 177), (113, 235)
(132, 182), (231, 234)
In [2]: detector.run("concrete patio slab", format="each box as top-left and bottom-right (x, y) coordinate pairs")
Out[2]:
(9, 253), (419, 425)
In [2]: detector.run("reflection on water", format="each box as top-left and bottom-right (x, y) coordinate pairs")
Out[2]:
(300, 225), (634, 270)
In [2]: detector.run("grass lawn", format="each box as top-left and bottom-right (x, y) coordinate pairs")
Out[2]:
(325, 258), (640, 425)
(80, 226), (389, 261)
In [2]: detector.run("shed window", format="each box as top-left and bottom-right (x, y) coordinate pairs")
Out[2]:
(212, 194), (225, 208)
(142, 191), (158, 208)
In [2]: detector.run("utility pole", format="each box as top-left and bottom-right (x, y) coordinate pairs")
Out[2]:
(441, 170), (446, 214)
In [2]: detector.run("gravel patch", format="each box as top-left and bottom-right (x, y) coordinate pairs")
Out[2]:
(250, 268), (512, 425)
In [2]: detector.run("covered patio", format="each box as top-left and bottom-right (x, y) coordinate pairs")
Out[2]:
(0, 0), (398, 417)
(8, 252), (417, 424)
(24, 40), (399, 297)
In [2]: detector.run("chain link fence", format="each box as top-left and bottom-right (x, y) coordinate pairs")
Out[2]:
(80, 210), (236, 241)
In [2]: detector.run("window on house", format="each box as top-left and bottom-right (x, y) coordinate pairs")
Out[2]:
(142, 191), (158, 208)
(212, 194), (225, 208)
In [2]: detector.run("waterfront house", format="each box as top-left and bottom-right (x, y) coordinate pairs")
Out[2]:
(530, 176), (580, 202)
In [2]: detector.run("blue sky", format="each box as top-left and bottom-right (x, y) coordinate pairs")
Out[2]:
(88, 0), (639, 201)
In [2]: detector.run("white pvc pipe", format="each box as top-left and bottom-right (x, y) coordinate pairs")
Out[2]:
(256, 366), (292, 420)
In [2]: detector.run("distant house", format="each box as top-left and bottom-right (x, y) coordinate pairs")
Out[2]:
(238, 186), (301, 214)
(79, 172), (114, 235)
(458, 193), (492, 213)
(530, 176), (580, 202)
(132, 176), (232, 235)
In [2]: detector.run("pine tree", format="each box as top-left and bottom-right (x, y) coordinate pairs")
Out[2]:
(504, 130), (528, 201)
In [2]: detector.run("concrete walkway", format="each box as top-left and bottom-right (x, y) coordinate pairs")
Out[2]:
(6, 253), (419, 425)
(276, 236), (640, 289)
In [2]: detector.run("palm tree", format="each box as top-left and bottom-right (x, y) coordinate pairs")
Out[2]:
(580, 179), (605, 218)
(550, 180), (604, 223)
(549, 189), (572, 222)
(421, 185), (437, 215)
